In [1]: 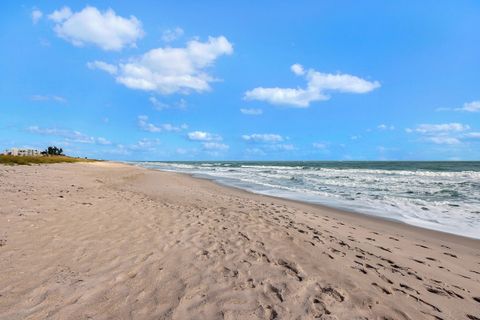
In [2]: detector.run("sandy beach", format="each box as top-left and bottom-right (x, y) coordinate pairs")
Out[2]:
(0, 162), (479, 320)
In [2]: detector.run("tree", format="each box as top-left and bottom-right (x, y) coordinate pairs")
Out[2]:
(42, 146), (64, 156)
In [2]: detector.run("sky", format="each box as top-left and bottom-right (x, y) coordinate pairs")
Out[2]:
(1, 1), (480, 161)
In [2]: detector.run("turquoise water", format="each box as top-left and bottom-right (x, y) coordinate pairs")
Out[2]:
(133, 161), (480, 239)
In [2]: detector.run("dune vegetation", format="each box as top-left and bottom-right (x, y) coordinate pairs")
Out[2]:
(0, 155), (95, 165)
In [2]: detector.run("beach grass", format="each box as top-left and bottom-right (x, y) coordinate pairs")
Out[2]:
(0, 155), (96, 165)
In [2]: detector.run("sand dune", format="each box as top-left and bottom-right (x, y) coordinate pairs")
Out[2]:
(0, 162), (479, 319)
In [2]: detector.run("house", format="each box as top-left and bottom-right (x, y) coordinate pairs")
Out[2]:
(3, 148), (41, 156)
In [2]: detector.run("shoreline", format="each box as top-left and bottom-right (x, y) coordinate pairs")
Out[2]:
(133, 162), (480, 246)
(1, 162), (479, 319)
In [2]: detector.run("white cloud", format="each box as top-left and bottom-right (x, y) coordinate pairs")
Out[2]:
(436, 100), (480, 113)
(162, 27), (184, 42)
(378, 124), (395, 130)
(426, 137), (461, 145)
(26, 126), (109, 145)
(188, 131), (222, 141)
(31, 9), (43, 24)
(92, 36), (233, 94)
(31, 95), (67, 103)
(162, 123), (188, 132)
(242, 133), (284, 143)
(457, 101), (480, 112)
(48, 7), (72, 23)
(406, 122), (477, 145)
(112, 139), (161, 155)
(240, 108), (263, 115)
(408, 123), (470, 134)
(149, 97), (186, 111)
(130, 138), (160, 150)
(87, 60), (118, 75)
(244, 64), (380, 107)
(464, 132), (480, 139)
(48, 6), (144, 51)
(149, 96), (169, 110)
(187, 132), (227, 154)
(202, 142), (229, 151)
(291, 63), (305, 76)
(137, 115), (187, 133)
(138, 115), (161, 132)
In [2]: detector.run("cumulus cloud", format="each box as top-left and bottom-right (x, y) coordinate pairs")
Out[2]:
(242, 134), (284, 143)
(26, 126), (110, 145)
(86, 60), (118, 75)
(91, 36), (233, 94)
(240, 108), (263, 115)
(291, 63), (305, 76)
(457, 100), (480, 112)
(162, 27), (184, 42)
(187, 131), (222, 141)
(244, 64), (380, 107)
(31, 9), (43, 24)
(48, 6), (144, 51)
(137, 115), (187, 133)
(186, 132), (227, 154)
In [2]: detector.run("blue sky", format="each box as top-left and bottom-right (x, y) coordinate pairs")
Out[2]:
(1, 1), (480, 160)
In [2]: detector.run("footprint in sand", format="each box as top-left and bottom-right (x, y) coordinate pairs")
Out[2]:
(277, 259), (304, 281)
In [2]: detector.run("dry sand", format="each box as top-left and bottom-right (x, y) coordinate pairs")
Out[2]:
(0, 162), (479, 320)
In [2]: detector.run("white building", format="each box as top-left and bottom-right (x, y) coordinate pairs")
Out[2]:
(3, 148), (41, 156)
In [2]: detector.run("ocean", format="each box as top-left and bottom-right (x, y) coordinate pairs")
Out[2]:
(133, 161), (480, 239)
